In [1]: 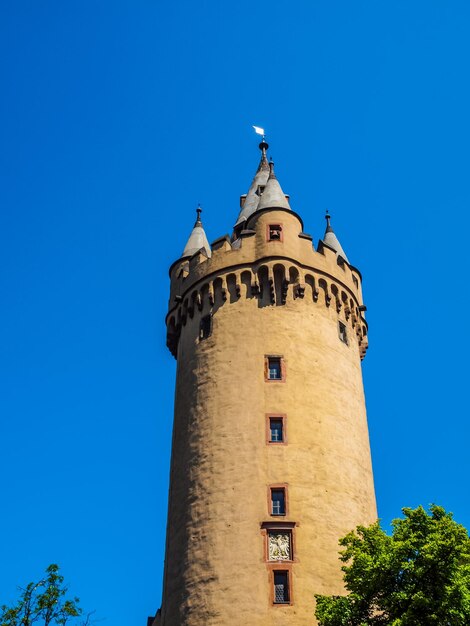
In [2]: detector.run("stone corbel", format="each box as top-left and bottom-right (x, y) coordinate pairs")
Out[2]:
(281, 279), (289, 304)
(268, 278), (275, 304)
(294, 283), (305, 299)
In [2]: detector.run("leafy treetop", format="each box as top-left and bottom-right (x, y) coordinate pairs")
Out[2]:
(315, 504), (470, 626)
(0, 564), (92, 626)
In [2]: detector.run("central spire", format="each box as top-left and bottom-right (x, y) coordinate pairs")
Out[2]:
(234, 141), (291, 230)
(233, 141), (271, 229)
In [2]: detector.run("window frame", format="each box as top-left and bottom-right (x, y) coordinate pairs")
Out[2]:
(264, 356), (286, 382)
(266, 414), (287, 445)
(272, 569), (291, 605)
(338, 321), (348, 345)
(268, 484), (288, 517)
(266, 223), (284, 242)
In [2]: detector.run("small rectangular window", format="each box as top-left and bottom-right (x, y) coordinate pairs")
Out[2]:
(267, 224), (283, 242)
(269, 418), (283, 442)
(271, 488), (286, 516)
(267, 357), (282, 380)
(273, 571), (290, 604)
(266, 414), (287, 445)
(200, 315), (212, 340)
(338, 321), (348, 345)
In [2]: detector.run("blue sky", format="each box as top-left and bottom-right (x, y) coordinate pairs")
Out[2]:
(1, 1), (470, 624)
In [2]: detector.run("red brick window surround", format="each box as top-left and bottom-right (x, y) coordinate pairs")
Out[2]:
(264, 356), (286, 382)
(266, 414), (287, 445)
(261, 521), (296, 562)
(272, 569), (290, 604)
(267, 223), (283, 242)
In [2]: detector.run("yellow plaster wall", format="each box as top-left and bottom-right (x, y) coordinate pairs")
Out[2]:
(160, 210), (376, 625)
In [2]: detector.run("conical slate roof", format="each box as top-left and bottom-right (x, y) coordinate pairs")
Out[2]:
(181, 208), (211, 258)
(234, 141), (270, 226)
(257, 160), (291, 211)
(322, 212), (349, 262)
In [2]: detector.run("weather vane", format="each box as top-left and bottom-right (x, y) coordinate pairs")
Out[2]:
(252, 125), (266, 142)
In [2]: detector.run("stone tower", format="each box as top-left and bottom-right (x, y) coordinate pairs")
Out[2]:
(153, 141), (377, 626)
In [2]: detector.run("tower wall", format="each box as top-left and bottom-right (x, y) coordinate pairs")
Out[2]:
(160, 210), (376, 625)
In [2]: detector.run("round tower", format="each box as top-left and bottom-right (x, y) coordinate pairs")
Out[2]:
(157, 142), (376, 626)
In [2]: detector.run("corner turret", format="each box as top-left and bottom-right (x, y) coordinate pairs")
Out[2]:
(181, 207), (211, 259)
(320, 210), (349, 263)
(257, 160), (291, 211)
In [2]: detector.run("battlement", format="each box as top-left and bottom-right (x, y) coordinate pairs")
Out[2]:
(169, 209), (363, 302)
(167, 208), (367, 360)
(166, 262), (368, 361)
(166, 262), (367, 360)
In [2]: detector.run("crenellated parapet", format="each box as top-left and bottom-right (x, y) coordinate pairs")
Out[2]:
(166, 208), (368, 360)
(166, 260), (368, 360)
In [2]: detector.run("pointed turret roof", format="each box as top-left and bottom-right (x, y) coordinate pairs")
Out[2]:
(257, 160), (291, 211)
(321, 211), (349, 262)
(234, 141), (270, 227)
(181, 207), (211, 258)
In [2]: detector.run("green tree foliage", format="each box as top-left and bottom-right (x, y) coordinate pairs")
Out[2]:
(0, 564), (92, 626)
(315, 505), (470, 625)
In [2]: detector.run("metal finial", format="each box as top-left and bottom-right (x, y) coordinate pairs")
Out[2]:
(259, 139), (269, 154)
(325, 210), (333, 232)
(195, 204), (202, 224)
(268, 159), (276, 180)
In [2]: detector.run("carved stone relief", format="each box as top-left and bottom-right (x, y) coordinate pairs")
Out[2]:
(268, 532), (291, 561)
